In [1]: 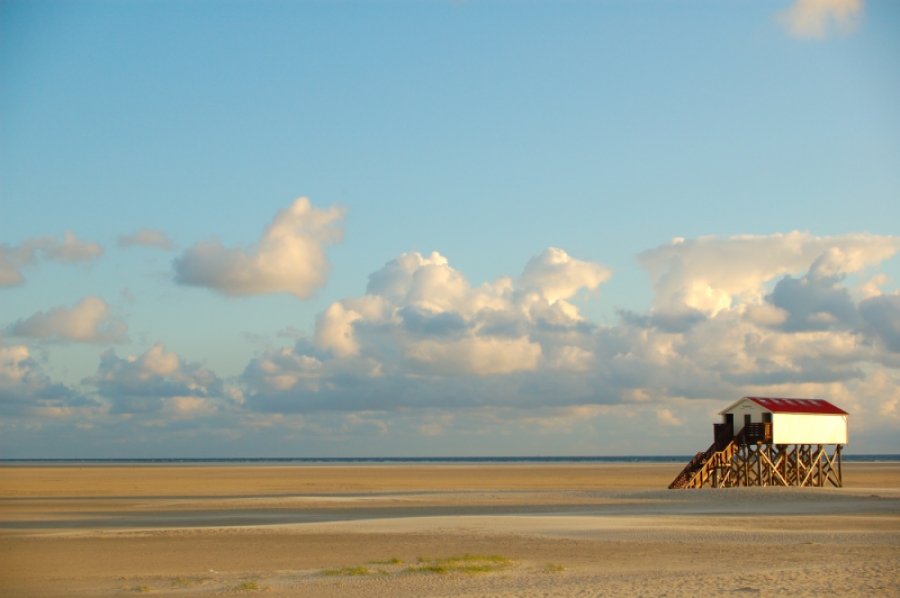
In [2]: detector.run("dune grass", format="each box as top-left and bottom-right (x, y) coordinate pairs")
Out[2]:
(322, 554), (514, 577)
(237, 580), (260, 590)
(322, 566), (371, 576)
(406, 554), (512, 575)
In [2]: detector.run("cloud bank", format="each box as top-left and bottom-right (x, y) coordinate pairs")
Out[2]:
(232, 233), (900, 449)
(3, 232), (899, 454)
(173, 198), (345, 298)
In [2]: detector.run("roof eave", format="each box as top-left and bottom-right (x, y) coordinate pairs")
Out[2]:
(718, 396), (756, 416)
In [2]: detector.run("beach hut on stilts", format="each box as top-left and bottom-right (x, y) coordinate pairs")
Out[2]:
(669, 397), (848, 490)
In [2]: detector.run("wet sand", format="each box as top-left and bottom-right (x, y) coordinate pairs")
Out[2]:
(1, 463), (898, 597)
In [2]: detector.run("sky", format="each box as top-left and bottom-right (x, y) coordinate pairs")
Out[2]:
(1, 0), (899, 458)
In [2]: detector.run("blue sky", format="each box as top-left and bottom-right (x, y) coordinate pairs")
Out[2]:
(2, 0), (899, 458)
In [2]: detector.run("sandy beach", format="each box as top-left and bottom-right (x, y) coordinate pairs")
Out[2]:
(2, 462), (898, 597)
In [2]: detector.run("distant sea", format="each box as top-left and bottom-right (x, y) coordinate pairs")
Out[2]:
(2, 455), (898, 464)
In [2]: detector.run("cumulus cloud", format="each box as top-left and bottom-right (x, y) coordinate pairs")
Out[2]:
(614, 234), (900, 425)
(243, 342), (326, 394)
(519, 248), (611, 304)
(242, 247), (610, 411)
(86, 343), (223, 415)
(6, 232), (900, 453)
(637, 232), (899, 315)
(118, 228), (176, 250)
(859, 293), (900, 353)
(776, 0), (863, 39)
(314, 248), (604, 372)
(765, 252), (862, 332)
(174, 197), (345, 298)
(407, 336), (542, 376)
(0, 232), (104, 288)
(236, 233), (900, 447)
(8, 297), (128, 344)
(0, 338), (88, 417)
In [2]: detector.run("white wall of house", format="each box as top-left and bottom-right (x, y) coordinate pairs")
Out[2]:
(721, 399), (768, 425)
(772, 414), (848, 445)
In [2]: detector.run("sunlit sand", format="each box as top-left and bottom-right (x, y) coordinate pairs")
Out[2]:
(2, 463), (898, 597)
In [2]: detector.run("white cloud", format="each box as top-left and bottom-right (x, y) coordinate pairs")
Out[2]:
(118, 228), (176, 250)
(313, 248), (606, 376)
(520, 247), (611, 304)
(243, 344), (325, 393)
(240, 248), (610, 412)
(314, 301), (367, 358)
(406, 336), (542, 376)
(656, 408), (682, 427)
(637, 232), (899, 315)
(0, 232), (103, 288)
(548, 345), (594, 372)
(8, 296), (128, 344)
(161, 396), (219, 420)
(0, 338), (87, 417)
(776, 0), (863, 39)
(87, 343), (223, 414)
(42, 231), (104, 263)
(173, 197), (345, 298)
(0, 243), (37, 287)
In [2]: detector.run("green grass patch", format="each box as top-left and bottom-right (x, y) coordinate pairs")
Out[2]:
(406, 554), (512, 575)
(322, 554), (513, 578)
(418, 554), (509, 564)
(322, 566), (371, 577)
(237, 580), (260, 590)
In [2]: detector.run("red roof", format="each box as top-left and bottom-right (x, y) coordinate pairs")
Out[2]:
(746, 397), (848, 415)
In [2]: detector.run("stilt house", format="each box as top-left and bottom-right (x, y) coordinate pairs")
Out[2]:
(670, 397), (848, 490)
(719, 397), (848, 445)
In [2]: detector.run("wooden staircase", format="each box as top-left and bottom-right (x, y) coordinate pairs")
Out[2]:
(668, 428), (744, 490)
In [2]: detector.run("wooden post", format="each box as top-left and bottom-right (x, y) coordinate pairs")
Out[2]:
(837, 445), (843, 488)
(756, 445), (762, 486)
(817, 444), (823, 487)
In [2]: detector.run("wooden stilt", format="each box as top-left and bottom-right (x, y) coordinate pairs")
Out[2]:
(837, 445), (843, 488)
(669, 438), (845, 490)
